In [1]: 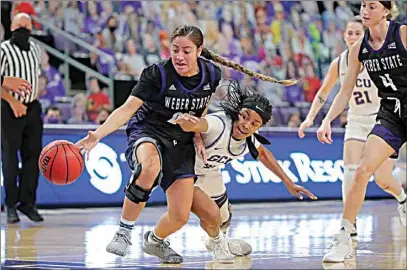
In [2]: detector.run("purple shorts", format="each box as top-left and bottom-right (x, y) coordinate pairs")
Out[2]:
(369, 118), (406, 159)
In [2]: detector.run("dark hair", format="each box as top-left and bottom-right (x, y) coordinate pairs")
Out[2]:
(98, 107), (111, 114)
(378, 1), (399, 19)
(45, 105), (61, 114)
(219, 80), (273, 125)
(379, 1), (392, 9)
(171, 24), (297, 86)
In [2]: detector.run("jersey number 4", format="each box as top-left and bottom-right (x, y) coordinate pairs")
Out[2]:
(379, 73), (397, 91)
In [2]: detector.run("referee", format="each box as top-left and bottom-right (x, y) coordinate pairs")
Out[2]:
(1, 13), (43, 223)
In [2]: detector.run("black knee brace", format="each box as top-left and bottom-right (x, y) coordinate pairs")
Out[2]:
(124, 164), (162, 204)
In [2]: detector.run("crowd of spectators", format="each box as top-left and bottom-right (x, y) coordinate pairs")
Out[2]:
(2, 0), (406, 127)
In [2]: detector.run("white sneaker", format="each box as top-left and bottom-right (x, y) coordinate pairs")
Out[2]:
(323, 234), (355, 262)
(398, 200), (406, 227)
(206, 238), (252, 256)
(212, 235), (234, 263)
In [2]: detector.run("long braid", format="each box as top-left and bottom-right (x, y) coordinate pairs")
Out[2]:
(170, 24), (297, 86)
(201, 48), (297, 86)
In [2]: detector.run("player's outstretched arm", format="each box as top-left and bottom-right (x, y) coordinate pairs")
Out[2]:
(298, 57), (339, 138)
(257, 145), (317, 200)
(94, 96), (143, 139)
(317, 40), (362, 144)
(322, 40), (362, 123)
(76, 96), (143, 154)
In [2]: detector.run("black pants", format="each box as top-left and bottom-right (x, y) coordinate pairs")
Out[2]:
(1, 100), (43, 207)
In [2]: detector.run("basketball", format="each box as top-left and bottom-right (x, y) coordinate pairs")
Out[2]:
(38, 140), (84, 185)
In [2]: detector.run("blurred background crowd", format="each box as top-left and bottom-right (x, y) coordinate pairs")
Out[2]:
(1, 0), (406, 127)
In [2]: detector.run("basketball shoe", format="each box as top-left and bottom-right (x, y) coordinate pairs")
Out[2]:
(106, 228), (132, 257)
(323, 230), (355, 263)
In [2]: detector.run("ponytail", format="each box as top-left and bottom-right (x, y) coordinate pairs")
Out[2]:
(201, 48), (297, 86)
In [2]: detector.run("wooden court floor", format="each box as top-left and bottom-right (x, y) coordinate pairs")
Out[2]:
(1, 200), (406, 269)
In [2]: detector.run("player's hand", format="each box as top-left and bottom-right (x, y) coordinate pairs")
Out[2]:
(316, 119), (333, 144)
(2, 76), (32, 98)
(286, 184), (317, 200)
(174, 113), (199, 132)
(76, 131), (100, 160)
(298, 118), (314, 138)
(194, 133), (207, 163)
(9, 100), (27, 118)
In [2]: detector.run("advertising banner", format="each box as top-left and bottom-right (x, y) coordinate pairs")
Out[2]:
(1, 126), (391, 207)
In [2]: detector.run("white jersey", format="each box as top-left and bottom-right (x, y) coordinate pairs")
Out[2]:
(195, 111), (260, 197)
(338, 49), (380, 116)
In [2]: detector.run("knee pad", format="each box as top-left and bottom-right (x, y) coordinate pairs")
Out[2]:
(124, 163), (163, 204)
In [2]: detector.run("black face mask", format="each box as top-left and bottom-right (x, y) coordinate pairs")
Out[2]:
(108, 26), (117, 32)
(11, 27), (31, 51)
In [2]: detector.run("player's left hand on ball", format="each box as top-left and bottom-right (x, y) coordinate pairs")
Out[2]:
(287, 184), (318, 200)
(316, 120), (333, 144)
(76, 131), (100, 160)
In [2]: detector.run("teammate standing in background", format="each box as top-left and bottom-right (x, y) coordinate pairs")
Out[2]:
(316, 1), (407, 262)
(77, 24), (297, 264)
(298, 16), (402, 237)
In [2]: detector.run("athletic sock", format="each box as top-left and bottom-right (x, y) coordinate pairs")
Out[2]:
(148, 229), (164, 244)
(119, 217), (136, 231)
(210, 231), (223, 244)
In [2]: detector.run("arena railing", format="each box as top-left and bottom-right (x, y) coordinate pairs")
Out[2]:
(31, 37), (112, 95)
(31, 15), (115, 102)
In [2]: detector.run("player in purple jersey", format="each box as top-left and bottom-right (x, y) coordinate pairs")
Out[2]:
(77, 24), (297, 264)
(316, 1), (407, 263)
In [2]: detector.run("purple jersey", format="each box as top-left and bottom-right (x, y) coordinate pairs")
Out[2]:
(127, 58), (221, 145)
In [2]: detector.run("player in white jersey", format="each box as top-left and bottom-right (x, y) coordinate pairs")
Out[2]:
(173, 80), (317, 258)
(298, 16), (401, 237)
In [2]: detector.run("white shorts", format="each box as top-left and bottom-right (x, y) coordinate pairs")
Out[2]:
(194, 170), (226, 198)
(344, 114), (377, 142)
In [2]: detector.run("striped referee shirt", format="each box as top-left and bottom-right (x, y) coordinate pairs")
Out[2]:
(0, 40), (41, 104)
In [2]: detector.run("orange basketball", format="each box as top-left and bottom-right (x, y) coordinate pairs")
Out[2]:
(38, 140), (84, 185)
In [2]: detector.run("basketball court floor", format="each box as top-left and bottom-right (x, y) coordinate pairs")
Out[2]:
(1, 200), (406, 269)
